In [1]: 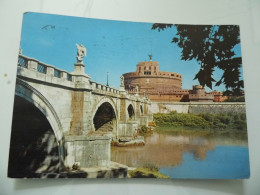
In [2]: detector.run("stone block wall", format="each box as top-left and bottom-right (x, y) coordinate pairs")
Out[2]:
(137, 116), (149, 126)
(151, 102), (246, 114)
(189, 103), (246, 114)
(25, 80), (74, 134)
(118, 122), (138, 137)
(65, 135), (110, 168)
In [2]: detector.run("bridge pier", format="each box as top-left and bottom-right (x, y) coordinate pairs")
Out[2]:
(65, 135), (111, 168)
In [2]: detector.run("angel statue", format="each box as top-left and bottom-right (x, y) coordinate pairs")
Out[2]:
(120, 75), (124, 87)
(76, 43), (87, 64)
(135, 85), (139, 93)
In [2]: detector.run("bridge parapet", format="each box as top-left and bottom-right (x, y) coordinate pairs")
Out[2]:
(90, 81), (121, 97)
(18, 55), (76, 88)
(18, 55), (134, 99)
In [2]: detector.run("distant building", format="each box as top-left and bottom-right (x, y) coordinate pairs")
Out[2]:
(208, 91), (228, 102)
(123, 56), (223, 102)
(189, 85), (214, 102)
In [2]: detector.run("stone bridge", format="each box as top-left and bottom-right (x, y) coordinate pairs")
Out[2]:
(12, 54), (153, 175)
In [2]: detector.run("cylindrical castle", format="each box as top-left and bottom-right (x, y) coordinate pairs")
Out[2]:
(122, 57), (216, 102)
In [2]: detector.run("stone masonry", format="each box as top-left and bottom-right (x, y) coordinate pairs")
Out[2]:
(15, 54), (153, 170)
(123, 56), (225, 102)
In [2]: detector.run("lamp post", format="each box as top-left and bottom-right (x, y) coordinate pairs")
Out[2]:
(106, 72), (109, 86)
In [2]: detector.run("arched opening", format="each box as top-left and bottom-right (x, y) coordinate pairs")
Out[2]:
(140, 105), (143, 115)
(8, 96), (60, 178)
(127, 104), (135, 120)
(93, 102), (116, 132)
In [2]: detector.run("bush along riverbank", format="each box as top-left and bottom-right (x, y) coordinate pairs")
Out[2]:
(153, 111), (247, 132)
(128, 163), (169, 178)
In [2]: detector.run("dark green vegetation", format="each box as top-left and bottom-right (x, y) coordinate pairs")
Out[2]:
(225, 96), (245, 102)
(154, 111), (247, 131)
(152, 24), (243, 95)
(138, 125), (152, 135)
(128, 163), (169, 178)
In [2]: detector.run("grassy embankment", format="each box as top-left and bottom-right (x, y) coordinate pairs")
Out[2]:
(128, 163), (169, 178)
(153, 111), (247, 135)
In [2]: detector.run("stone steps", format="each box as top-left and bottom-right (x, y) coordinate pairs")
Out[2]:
(97, 122), (113, 132)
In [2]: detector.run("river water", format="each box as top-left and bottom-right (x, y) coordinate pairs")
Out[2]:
(111, 131), (250, 179)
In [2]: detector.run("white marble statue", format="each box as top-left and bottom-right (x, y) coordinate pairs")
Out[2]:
(120, 75), (124, 86)
(76, 44), (87, 63)
(135, 85), (139, 93)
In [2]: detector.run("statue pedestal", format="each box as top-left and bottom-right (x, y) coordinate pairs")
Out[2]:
(72, 63), (90, 77)
(72, 63), (90, 88)
(120, 86), (126, 91)
(119, 86), (127, 95)
(73, 63), (86, 75)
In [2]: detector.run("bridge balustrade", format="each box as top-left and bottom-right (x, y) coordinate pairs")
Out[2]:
(37, 63), (47, 74)
(17, 55), (149, 101)
(18, 55), (75, 83)
(54, 69), (61, 78)
(67, 74), (72, 81)
(18, 56), (28, 68)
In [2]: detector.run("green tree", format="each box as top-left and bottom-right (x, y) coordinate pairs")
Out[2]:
(152, 24), (243, 95)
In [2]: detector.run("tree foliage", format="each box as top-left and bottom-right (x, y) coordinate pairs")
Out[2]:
(152, 24), (244, 95)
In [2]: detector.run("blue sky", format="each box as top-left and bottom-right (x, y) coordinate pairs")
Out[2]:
(20, 12), (242, 91)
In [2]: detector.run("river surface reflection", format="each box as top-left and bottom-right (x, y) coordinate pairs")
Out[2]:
(111, 132), (250, 179)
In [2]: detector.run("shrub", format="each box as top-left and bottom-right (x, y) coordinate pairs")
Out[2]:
(138, 125), (150, 134)
(154, 112), (247, 131)
(142, 163), (159, 171)
(72, 163), (80, 170)
(128, 168), (169, 178)
(224, 96), (245, 102)
(154, 112), (211, 129)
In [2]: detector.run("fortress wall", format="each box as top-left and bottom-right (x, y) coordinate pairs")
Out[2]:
(151, 102), (246, 114)
(124, 76), (182, 91)
(148, 94), (184, 102)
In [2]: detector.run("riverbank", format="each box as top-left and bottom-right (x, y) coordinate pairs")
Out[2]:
(153, 111), (247, 132)
(128, 167), (169, 178)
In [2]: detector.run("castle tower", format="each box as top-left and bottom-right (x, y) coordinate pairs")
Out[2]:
(123, 56), (185, 101)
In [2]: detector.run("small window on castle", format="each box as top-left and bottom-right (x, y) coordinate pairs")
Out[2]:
(171, 74), (174, 76)
(149, 66), (151, 70)
(139, 67), (141, 72)
(144, 71), (151, 75)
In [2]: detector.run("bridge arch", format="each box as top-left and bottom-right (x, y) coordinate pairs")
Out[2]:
(140, 104), (144, 115)
(9, 79), (65, 177)
(91, 97), (118, 133)
(15, 79), (64, 141)
(127, 103), (135, 120)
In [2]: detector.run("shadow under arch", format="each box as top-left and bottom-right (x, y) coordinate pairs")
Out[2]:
(127, 104), (135, 120)
(15, 79), (63, 140)
(92, 97), (118, 134)
(9, 79), (65, 178)
(140, 104), (144, 115)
